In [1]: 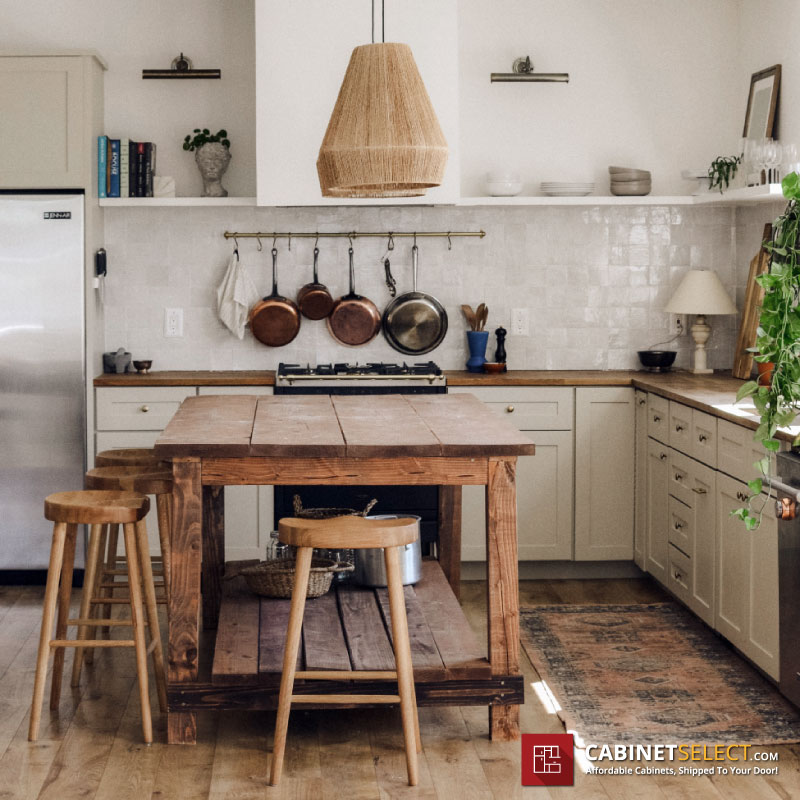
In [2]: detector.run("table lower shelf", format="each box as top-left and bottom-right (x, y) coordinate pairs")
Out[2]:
(167, 559), (523, 711)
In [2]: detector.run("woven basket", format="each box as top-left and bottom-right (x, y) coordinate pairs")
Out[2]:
(240, 558), (353, 598)
(292, 494), (377, 520)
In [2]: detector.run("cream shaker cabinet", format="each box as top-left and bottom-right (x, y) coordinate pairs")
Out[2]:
(645, 437), (670, 583)
(449, 387), (573, 561)
(0, 54), (105, 190)
(254, 0), (460, 205)
(716, 473), (779, 680)
(633, 390), (648, 569)
(95, 385), (271, 562)
(574, 388), (635, 560)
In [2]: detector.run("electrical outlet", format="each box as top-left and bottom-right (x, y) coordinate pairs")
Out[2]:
(511, 308), (530, 336)
(164, 307), (184, 337)
(671, 314), (687, 336)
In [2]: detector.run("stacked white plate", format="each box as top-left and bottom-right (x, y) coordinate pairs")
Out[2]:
(609, 166), (651, 196)
(541, 181), (595, 197)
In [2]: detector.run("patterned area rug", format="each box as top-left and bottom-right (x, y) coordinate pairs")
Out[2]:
(520, 602), (800, 745)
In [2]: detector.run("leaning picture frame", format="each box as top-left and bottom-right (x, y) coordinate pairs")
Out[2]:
(743, 64), (781, 139)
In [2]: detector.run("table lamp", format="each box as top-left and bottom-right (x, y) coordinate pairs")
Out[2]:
(664, 269), (737, 374)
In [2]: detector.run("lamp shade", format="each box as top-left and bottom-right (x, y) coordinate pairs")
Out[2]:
(317, 43), (448, 198)
(664, 270), (737, 315)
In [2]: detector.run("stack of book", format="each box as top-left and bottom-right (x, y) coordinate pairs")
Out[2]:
(98, 136), (157, 198)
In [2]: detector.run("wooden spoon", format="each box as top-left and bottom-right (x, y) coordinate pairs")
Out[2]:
(476, 303), (488, 331)
(461, 304), (477, 331)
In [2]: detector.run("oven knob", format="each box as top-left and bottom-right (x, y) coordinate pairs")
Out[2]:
(506, 405), (514, 413)
(776, 497), (798, 521)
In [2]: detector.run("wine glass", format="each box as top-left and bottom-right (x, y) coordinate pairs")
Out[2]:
(766, 141), (783, 184)
(783, 143), (798, 177)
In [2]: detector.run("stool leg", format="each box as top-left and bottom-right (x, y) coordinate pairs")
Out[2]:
(29, 522), (68, 741)
(123, 522), (153, 744)
(155, 494), (172, 606)
(49, 523), (77, 710)
(384, 545), (420, 786)
(135, 520), (167, 713)
(84, 523), (107, 666)
(269, 546), (313, 787)
(100, 523), (120, 638)
(71, 524), (104, 687)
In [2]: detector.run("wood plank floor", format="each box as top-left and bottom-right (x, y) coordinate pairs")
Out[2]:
(2, 578), (800, 798)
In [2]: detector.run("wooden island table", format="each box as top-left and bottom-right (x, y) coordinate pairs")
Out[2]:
(154, 393), (535, 745)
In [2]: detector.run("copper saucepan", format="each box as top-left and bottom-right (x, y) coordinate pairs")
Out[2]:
(297, 247), (334, 320)
(250, 247), (301, 346)
(327, 246), (381, 346)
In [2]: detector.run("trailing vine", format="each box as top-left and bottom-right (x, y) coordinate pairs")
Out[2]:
(734, 172), (800, 529)
(708, 155), (741, 194)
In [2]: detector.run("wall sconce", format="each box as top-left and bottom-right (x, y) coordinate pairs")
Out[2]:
(142, 53), (221, 80)
(491, 55), (569, 83)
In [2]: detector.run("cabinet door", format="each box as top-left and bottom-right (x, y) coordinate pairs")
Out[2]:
(574, 388), (634, 560)
(461, 430), (573, 560)
(255, 0), (460, 205)
(0, 57), (85, 188)
(634, 391), (648, 569)
(716, 473), (750, 651)
(747, 510), (779, 679)
(197, 387), (273, 561)
(646, 438), (669, 583)
(689, 460), (715, 627)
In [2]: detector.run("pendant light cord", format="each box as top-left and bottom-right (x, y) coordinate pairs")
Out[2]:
(371, 0), (385, 43)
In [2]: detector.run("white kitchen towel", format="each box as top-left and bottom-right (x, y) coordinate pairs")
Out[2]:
(216, 249), (260, 339)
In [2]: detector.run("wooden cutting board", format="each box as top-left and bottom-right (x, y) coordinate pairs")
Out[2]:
(732, 223), (772, 380)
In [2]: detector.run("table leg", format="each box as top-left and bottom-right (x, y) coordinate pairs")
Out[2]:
(437, 486), (462, 600)
(485, 457), (520, 741)
(202, 485), (225, 629)
(168, 457), (202, 745)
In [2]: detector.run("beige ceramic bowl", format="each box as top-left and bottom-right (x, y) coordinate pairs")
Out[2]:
(611, 180), (652, 196)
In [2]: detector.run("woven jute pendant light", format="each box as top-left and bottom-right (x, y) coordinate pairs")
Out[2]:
(317, 42), (448, 197)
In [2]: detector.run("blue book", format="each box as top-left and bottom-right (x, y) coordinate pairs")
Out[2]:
(98, 135), (108, 198)
(109, 139), (121, 198)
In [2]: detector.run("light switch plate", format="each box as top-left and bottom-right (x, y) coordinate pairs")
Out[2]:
(511, 308), (530, 336)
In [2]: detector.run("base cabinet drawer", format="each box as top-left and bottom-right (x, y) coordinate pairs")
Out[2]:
(450, 386), (573, 430)
(668, 544), (691, 604)
(96, 387), (197, 430)
(669, 401), (693, 455)
(647, 393), (670, 443)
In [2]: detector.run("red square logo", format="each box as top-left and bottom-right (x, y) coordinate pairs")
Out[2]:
(521, 734), (574, 786)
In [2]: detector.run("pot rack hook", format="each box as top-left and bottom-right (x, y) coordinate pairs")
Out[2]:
(447, 232), (452, 251)
(272, 235), (277, 251)
(287, 232), (292, 251)
(313, 233), (320, 249)
(413, 231), (417, 247)
(233, 235), (240, 252)
(255, 236), (263, 252)
(387, 232), (395, 251)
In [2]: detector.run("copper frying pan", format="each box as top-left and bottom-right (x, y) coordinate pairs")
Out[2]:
(327, 247), (381, 346)
(250, 247), (301, 346)
(297, 247), (334, 320)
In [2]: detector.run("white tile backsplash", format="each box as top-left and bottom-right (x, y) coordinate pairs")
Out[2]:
(103, 204), (740, 372)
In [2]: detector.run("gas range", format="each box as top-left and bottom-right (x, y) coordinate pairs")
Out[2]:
(275, 361), (446, 393)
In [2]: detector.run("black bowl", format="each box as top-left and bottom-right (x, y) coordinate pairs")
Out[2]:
(637, 350), (677, 371)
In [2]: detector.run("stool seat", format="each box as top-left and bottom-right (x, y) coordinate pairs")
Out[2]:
(44, 491), (149, 525)
(95, 448), (166, 468)
(278, 515), (418, 550)
(86, 466), (172, 495)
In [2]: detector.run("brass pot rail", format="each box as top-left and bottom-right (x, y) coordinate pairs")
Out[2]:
(223, 230), (486, 249)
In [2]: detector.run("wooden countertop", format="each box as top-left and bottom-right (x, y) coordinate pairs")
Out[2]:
(94, 370), (276, 387)
(445, 370), (635, 386)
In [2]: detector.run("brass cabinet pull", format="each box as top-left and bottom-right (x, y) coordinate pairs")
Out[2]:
(673, 569), (682, 581)
(698, 434), (708, 442)
(638, 397), (646, 406)
(674, 521), (684, 530)
(140, 405), (150, 413)
(674, 473), (683, 481)
(653, 415), (661, 422)
(736, 490), (749, 502)
(692, 486), (708, 495)
(675, 424), (685, 432)
(659, 452), (668, 461)
(506, 405), (515, 413)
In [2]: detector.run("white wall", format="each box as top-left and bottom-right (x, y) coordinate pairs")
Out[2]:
(736, 0), (800, 145)
(459, 0), (741, 196)
(0, 0), (256, 197)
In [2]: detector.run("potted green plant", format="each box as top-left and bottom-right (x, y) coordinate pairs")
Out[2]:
(183, 128), (231, 197)
(734, 171), (800, 529)
(707, 155), (741, 194)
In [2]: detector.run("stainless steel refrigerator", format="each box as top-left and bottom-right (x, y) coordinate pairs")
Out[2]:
(0, 193), (85, 571)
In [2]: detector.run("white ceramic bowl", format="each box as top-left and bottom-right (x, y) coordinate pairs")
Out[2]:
(486, 178), (523, 196)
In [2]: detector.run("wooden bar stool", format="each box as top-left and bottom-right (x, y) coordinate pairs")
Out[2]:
(77, 466), (172, 680)
(95, 447), (166, 468)
(29, 490), (167, 744)
(269, 515), (422, 787)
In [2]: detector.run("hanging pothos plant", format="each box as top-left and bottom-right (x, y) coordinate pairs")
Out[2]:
(734, 172), (800, 529)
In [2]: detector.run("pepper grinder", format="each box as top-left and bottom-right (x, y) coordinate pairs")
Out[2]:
(494, 326), (507, 371)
